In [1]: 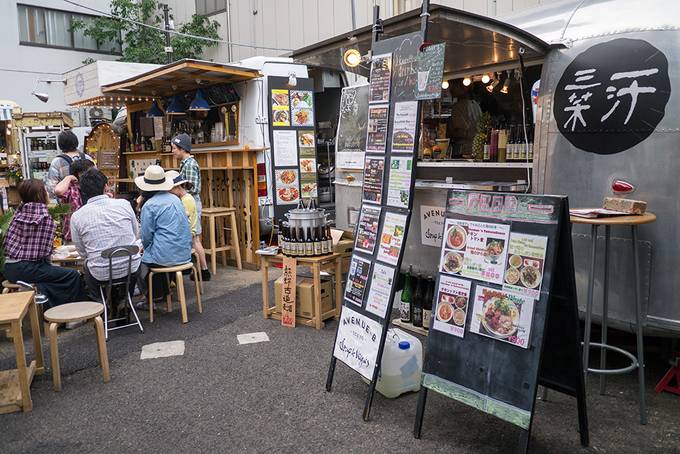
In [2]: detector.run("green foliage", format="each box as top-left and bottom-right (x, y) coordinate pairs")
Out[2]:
(71, 0), (220, 64)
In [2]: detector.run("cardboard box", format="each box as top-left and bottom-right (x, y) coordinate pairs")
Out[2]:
(602, 197), (647, 215)
(334, 239), (354, 275)
(275, 277), (332, 319)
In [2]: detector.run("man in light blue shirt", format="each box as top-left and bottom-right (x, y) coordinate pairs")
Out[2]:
(134, 165), (192, 305)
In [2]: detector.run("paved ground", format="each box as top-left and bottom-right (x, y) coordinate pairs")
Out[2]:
(1, 266), (679, 454)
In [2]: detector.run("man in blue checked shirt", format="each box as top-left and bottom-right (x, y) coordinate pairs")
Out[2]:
(172, 133), (211, 282)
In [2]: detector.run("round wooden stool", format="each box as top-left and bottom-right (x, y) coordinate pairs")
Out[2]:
(148, 262), (202, 324)
(43, 302), (110, 392)
(191, 248), (204, 293)
(201, 207), (242, 274)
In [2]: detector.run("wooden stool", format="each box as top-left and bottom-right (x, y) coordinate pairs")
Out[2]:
(2, 281), (21, 294)
(192, 249), (204, 294)
(43, 302), (109, 392)
(148, 263), (202, 324)
(201, 207), (242, 274)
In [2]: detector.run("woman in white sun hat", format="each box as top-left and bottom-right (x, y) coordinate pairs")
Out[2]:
(134, 165), (192, 309)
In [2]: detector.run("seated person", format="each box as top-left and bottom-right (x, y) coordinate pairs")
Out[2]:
(70, 168), (142, 302)
(54, 159), (94, 242)
(3, 179), (86, 308)
(134, 165), (192, 306)
(165, 171), (203, 276)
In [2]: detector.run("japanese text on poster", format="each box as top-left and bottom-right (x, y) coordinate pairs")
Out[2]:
(502, 233), (548, 300)
(469, 286), (535, 349)
(345, 255), (372, 306)
(362, 157), (385, 204)
(377, 212), (407, 266)
(366, 263), (395, 319)
(355, 205), (381, 255)
(273, 130), (298, 167)
(432, 275), (472, 338)
(366, 104), (389, 153)
(280, 256), (297, 327)
(386, 156), (412, 209)
(369, 53), (393, 103)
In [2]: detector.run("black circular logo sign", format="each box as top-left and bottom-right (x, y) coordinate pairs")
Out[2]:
(553, 38), (671, 154)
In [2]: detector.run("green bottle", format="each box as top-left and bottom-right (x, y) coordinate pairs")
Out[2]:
(400, 265), (413, 323)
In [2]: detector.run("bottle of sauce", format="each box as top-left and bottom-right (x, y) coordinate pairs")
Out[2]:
(400, 266), (413, 323)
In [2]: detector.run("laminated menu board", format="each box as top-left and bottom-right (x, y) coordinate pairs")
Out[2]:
(328, 28), (423, 423)
(415, 42), (446, 100)
(336, 85), (369, 169)
(268, 76), (319, 219)
(414, 190), (589, 453)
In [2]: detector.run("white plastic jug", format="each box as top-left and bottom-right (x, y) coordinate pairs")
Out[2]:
(375, 328), (423, 398)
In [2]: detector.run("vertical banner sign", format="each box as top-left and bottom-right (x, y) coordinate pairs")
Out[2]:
(327, 26), (426, 421)
(336, 85), (369, 170)
(414, 191), (589, 453)
(268, 76), (319, 220)
(280, 256), (297, 328)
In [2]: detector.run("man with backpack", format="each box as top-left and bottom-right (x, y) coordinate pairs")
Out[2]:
(45, 130), (94, 199)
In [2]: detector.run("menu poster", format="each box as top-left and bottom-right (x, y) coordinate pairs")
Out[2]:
(355, 205), (381, 255)
(415, 42), (446, 100)
(290, 90), (314, 109)
(432, 275), (472, 338)
(368, 53), (392, 103)
(503, 233), (548, 300)
(366, 263), (395, 319)
(386, 156), (413, 209)
(274, 169), (300, 205)
(469, 286), (535, 349)
(271, 89), (290, 126)
(366, 104), (389, 153)
(273, 130), (298, 166)
(333, 305), (382, 380)
(439, 218), (510, 285)
(345, 255), (372, 306)
(362, 157), (385, 204)
(391, 101), (418, 152)
(377, 211), (407, 266)
(300, 175), (318, 198)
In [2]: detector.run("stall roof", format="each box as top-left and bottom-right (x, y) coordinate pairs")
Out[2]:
(102, 59), (262, 98)
(290, 4), (552, 77)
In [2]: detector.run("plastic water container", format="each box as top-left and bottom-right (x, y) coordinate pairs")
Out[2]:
(375, 328), (423, 398)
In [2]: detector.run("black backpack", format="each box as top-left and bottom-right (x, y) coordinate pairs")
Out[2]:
(56, 152), (88, 166)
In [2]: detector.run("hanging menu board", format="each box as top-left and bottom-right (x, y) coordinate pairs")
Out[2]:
(336, 85), (369, 169)
(415, 42), (446, 100)
(414, 190), (589, 453)
(327, 31), (424, 421)
(268, 76), (319, 219)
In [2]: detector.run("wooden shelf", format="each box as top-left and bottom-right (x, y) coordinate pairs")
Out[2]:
(123, 150), (160, 155)
(417, 161), (533, 169)
(392, 318), (429, 337)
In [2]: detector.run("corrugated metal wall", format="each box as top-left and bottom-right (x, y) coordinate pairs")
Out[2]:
(168, 0), (562, 62)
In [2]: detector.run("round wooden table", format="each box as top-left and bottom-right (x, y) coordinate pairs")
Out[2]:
(571, 211), (655, 425)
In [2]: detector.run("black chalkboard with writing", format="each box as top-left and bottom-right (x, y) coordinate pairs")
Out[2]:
(336, 85), (369, 154)
(413, 191), (588, 454)
(415, 42), (445, 100)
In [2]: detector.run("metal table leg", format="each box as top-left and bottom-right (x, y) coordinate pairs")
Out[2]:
(583, 224), (598, 380)
(600, 225), (610, 395)
(631, 225), (647, 424)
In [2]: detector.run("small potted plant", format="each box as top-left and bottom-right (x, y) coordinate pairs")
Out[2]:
(7, 164), (23, 187)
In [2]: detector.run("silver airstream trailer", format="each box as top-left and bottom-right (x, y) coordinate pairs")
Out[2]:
(291, 0), (679, 335)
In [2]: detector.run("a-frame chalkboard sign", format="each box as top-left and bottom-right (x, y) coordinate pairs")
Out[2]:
(326, 1), (436, 421)
(413, 190), (589, 453)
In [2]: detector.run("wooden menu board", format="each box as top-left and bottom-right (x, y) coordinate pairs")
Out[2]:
(268, 76), (319, 220)
(326, 25), (425, 421)
(414, 190), (589, 453)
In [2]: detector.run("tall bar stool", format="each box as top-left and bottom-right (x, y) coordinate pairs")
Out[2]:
(148, 263), (202, 324)
(572, 212), (656, 425)
(201, 207), (242, 274)
(98, 245), (144, 339)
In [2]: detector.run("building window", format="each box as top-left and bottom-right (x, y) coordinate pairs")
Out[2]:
(196, 0), (227, 17)
(17, 4), (122, 54)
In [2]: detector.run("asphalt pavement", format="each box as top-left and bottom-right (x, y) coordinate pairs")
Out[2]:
(1, 267), (678, 454)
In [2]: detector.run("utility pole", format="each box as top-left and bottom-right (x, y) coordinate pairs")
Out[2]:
(162, 3), (173, 63)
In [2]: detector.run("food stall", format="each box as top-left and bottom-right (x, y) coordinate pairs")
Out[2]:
(291, 0), (680, 337)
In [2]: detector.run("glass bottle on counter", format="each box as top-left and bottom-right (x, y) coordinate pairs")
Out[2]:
(412, 274), (424, 328)
(277, 220), (284, 250)
(489, 128), (499, 162)
(290, 226), (299, 256)
(400, 266), (413, 323)
(325, 225), (333, 253)
(283, 225), (291, 256)
(313, 226), (323, 256)
(497, 125), (508, 163)
(305, 227), (314, 256)
(518, 125), (527, 161)
(483, 129), (491, 162)
(423, 276), (434, 330)
(508, 125), (517, 161)
(528, 125), (534, 161)
(320, 225), (329, 254)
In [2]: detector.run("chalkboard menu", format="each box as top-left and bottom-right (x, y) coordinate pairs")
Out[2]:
(415, 42), (445, 100)
(326, 30), (425, 421)
(414, 190), (589, 453)
(268, 76), (319, 220)
(336, 85), (369, 169)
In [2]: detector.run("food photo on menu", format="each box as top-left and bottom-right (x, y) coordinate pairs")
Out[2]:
(298, 130), (315, 147)
(377, 212), (407, 266)
(439, 220), (467, 276)
(502, 232), (548, 300)
(362, 157), (385, 204)
(274, 169), (299, 205)
(293, 107), (314, 127)
(271, 89), (290, 127)
(355, 206), (381, 254)
(432, 275), (472, 338)
(469, 286), (535, 349)
(290, 90), (313, 109)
